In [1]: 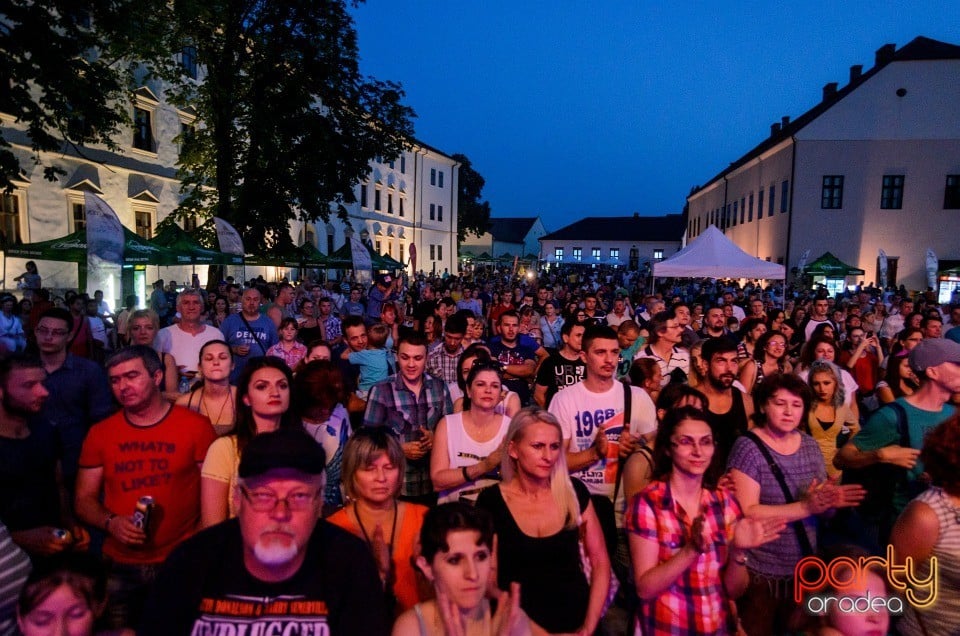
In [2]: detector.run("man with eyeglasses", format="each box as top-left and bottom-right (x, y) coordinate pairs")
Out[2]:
(36, 308), (114, 494)
(75, 345), (217, 629)
(140, 428), (388, 635)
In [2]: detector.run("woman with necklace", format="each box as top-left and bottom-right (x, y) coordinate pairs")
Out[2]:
(393, 502), (535, 636)
(727, 374), (865, 635)
(476, 407), (609, 635)
(177, 340), (237, 436)
(431, 359), (511, 505)
(199, 357), (298, 527)
(628, 406), (785, 636)
(327, 428), (428, 616)
(293, 360), (351, 515)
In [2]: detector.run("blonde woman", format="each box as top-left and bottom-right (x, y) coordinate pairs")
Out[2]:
(476, 407), (610, 635)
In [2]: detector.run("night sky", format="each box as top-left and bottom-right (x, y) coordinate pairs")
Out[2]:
(351, 2), (960, 232)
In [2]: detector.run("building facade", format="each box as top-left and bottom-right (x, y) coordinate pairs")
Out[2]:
(460, 217), (548, 259)
(686, 37), (960, 292)
(539, 213), (684, 268)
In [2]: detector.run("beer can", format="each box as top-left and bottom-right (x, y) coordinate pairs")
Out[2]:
(133, 496), (155, 535)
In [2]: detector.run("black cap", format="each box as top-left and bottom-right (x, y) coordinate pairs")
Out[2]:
(238, 429), (326, 479)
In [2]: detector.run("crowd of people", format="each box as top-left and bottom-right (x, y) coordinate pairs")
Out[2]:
(1, 265), (959, 635)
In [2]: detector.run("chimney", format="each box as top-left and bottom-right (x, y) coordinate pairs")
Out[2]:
(781, 115), (790, 128)
(875, 43), (896, 66)
(770, 122), (781, 136)
(849, 64), (863, 83)
(822, 82), (838, 101)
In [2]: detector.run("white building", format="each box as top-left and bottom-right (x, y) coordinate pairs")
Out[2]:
(1, 57), (458, 302)
(539, 213), (684, 268)
(300, 143), (459, 278)
(460, 217), (548, 259)
(686, 36), (960, 293)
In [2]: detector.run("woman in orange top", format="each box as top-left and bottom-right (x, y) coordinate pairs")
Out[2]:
(327, 428), (428, 616)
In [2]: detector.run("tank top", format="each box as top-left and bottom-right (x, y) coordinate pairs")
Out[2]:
(439, 411), (511, 504)
(706, 388), (748, 465)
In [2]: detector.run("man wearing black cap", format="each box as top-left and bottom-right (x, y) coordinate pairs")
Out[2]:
(140, 428), (389, 635)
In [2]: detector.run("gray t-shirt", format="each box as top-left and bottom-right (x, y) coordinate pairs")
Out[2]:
(727, 432), (826, 577)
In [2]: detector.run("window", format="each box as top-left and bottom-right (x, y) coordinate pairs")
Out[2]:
(430, 244), (435, 260)
(375, 239), (381, 253)
(780, 180), (790, 213)
(179, 121), (195, 150)
(133, 107), (154, 151)
(881, 175), (904, 209)
(740, 197), (746, 223)
(572, 247), (582, 262)
(388, 160), (394, 169)
(733, 201), (739, 226)
(610, 247), (619, 260)
(757, 190), (764, 219)
(135, 210), (153, 239)
(71, 202), (86, 233)
(769, 185), (775, 216)
(400, 156), (406, 174)
(820, 176), (844, 209)
(374, 188), (381, 211)
(592, 247), (601, 261)
(748, 194), (754, 222)
(327, 234), (334, 255)
(429, 203), (435, 220)
(438, 171), (444, 188)
(555, 247), (564, 262)
(181, 46), (198, 79)
(0, 191), (22, 245)
(399, 197), (405, 217)
(183, 216), (198, 232)
(360, 185), (368, 208)
(437, 244), (442, 260)
(437, 205), (443, 222)
(654, 249), (664, 260)
(387, 193), (393, 214)
(430, 168), (436, 186)
(945, 175), (960, 209)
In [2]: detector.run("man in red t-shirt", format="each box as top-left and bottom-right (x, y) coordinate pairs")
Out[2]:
(75, 345), (216, 629)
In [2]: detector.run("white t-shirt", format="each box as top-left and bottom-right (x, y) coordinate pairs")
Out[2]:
(156, 324), (223, 373)
(438, 411), (511, 504)
(797, 367), (859, 407)
(549, 380), (657, 503)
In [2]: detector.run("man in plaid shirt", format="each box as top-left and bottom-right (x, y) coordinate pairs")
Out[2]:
(426, 313), (467, 385)
(363, 332), (452, 505)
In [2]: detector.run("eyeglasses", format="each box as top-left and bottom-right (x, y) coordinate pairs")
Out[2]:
(670, 436), (715, 451)
(240, 487), (318, 512)
(35, 327), (69, 337)
(470, 359), (503, 373)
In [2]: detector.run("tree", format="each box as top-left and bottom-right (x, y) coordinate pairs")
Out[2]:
(162, 0), (415, 253)
(452, 152), (491, 243)
(0, 0), (173, 193)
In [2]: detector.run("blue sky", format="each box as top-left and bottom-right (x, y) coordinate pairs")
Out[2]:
(351, 2), (960, 231)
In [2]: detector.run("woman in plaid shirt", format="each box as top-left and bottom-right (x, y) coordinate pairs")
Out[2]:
(627, 407), (785, 635)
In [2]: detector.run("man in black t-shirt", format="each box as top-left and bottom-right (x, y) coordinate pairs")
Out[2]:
(140, 429), (389, 635)
(533, 320), (586, 408)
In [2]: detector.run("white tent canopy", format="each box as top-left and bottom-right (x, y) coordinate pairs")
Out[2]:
(653, 225), (785, 279)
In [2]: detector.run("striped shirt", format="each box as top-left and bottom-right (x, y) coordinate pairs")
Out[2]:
(636, 344), (691, 387)
(0, 521), (31, 636)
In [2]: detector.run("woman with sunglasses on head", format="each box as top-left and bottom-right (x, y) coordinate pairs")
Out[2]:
(628, 406), (785, 636)
(431, 360), (512, 505)
(452, 346), (522, 418)
(177, 340), (237, 436)
(127, 308), (180, 400)
(738, 330), (793, 396)
(200, 357), (299, 527)
(328, 428), (428, 616)
(295, 298), (323, 345)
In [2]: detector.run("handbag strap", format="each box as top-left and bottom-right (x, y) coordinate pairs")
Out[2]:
(612, 381), (633, 503)
(239, 314), (268, 355)
(743, 431), (815, 557)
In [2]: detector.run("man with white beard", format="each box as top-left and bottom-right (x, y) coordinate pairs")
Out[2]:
(140, 428), (389, 635)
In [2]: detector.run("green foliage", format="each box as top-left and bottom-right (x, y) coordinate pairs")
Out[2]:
(163, 0), (416, 253)
(452, 153), (491, 243)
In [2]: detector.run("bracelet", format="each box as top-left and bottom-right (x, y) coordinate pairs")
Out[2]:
(104, 513), (117, 531)
(461, 466), (471, 483)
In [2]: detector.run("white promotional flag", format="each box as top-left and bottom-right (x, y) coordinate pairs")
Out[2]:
(350, 234), (372, 273)
(213, 217), (244, 255)
(84, 192), (124, 297)
(878, 249), (888, 289)
(926, 248), (938, 291)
